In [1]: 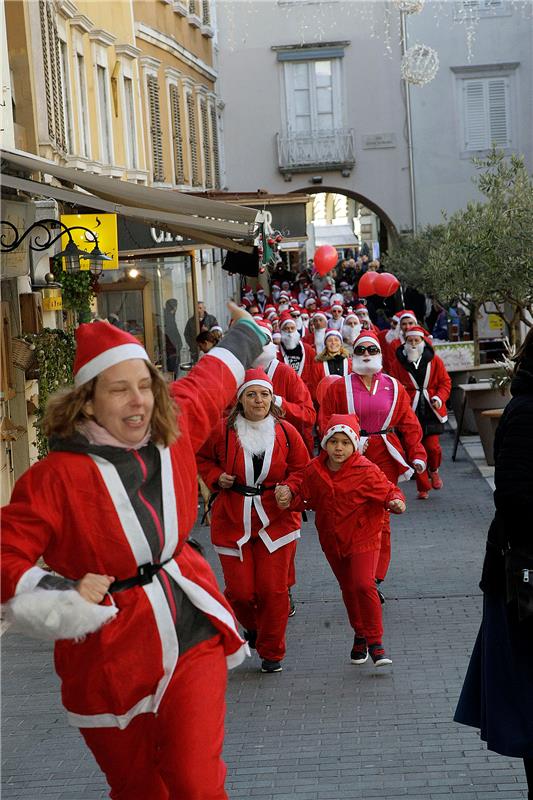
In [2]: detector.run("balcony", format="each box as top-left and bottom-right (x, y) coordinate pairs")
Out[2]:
(276, 128), (355, 174)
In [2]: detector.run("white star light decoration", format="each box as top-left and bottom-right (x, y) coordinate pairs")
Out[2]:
(401, 43), (440, 86)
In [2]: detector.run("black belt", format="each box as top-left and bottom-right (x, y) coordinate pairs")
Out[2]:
(109, 558), (172, 594)
(229, 482), (275, 497)
(360, 426), (395, 436)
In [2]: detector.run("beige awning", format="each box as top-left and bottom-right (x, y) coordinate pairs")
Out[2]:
(1, 148), (260, 252)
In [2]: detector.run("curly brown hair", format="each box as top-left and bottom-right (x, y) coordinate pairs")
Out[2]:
(42, 362), (179, 447)
(315, 345), (350, 362)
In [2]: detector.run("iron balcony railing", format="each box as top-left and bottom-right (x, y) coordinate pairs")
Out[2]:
(276, 128), (356, 173)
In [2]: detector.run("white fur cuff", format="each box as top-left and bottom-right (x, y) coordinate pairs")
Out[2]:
(3, 589), (118, 641)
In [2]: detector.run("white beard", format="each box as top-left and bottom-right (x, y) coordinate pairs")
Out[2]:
(342, 322), (361, 344)
(385, 326), (400, 343)
(278, 302), (289, 312)
(281, 331), (300, 350)
(328, 317), (344, 330)
(253, 341), (278, 369)
(235, 413), (276, 457)
(405, 342), (425, 363)
(314, 329), (326, 351)
(295, 317), (303, 331)
(352, 354), (383, 375)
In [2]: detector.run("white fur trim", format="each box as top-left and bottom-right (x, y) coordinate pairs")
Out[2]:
(258, 528), (301, 553)
(15, 565), (49, 595)
(321, 424), (359, 451)
(237, 379), (273, 398)
(234, 414), (276, 456)
(206, 347), (245, 386)
(3, 589), (118, 641)
(413, 459), (426, 470)
(273, 394), (283, 407)
(75, 343), (149, 386)
(325, 329), (343, 341)
(431, 395), (442, 409)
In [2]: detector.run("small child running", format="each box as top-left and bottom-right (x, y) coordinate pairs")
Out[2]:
(278, 413), (406, 666)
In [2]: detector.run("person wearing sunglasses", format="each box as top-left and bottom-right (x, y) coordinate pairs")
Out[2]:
(320, 331), (426, 599)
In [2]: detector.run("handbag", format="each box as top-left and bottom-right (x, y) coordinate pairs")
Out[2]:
(505, 548), (533, 622)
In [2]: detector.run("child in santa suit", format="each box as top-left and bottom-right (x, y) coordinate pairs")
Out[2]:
(280, 414), (406, 666)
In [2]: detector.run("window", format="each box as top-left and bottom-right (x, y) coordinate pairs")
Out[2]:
(200, 98), (212, 188)
(209, 102), (221, 189)
(59, 40), (74, 154)
(202, 0), (211, 25)
(186, 92), (201, 186)
(96, 64), (113, 163)
(460, 76), (512, 151)
(123, 76), (138, 169)
(283, 58), (343, 134)
(39, 0), (66, 151)
(147, 74), (165, 182)
(76, 52), (90, 158)
(169, 83), (185, 184)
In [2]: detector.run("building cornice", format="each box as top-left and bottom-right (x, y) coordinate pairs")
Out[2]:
(56, 0), (78, 19)
(165, 66), (182, 82)
(69, 14), (94, 33)
(88, 29), (117, 47)
(135, 22), (217, 82)
(450, 62), (519, 74)
(140, 56), (162, 72)
(115, 43), (142, 59)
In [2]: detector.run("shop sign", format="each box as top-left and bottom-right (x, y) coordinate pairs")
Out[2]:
(60, 213), (119, 269)
(42, 287), (62, 311)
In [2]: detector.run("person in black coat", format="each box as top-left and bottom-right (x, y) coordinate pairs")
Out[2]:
(454, 327), (533, 797)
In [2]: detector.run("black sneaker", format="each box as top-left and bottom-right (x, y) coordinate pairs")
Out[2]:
(288, 588), (296, 617)
(350, 636), (368, 665)
(369, 643), (392, 667)
(375, 579), (385, 605)
(243, 629), (257, 649)
(261, 659), (283, 673)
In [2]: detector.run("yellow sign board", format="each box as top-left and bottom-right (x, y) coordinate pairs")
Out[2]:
(488, 313), (504, 331)
(60, 213), (118, 270)
(42, 288), (63, 311)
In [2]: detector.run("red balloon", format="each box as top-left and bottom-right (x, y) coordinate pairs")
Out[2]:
(314, 245), (338, 276)
(373, 272), (400, 297)
(316, 374), (342, 406)
(357, 270), (378, 297)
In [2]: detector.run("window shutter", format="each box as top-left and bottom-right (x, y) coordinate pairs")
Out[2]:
(210, 103), (221, 189)
(169, 83), (185, 184)
(46, 3), (63, 151)
(147, 75), (165, 182)
(187, 93), (201, 186)
(189, 0), (198, 15)
(53, 24), (67, 152)
(202, 0), (211, 25)
(200, 99), (212, 188)
(463, 79), (486, 149)
(39, 0), (54, 141)
(488, 78), (509, 146)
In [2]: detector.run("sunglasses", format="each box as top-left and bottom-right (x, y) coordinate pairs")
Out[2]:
(354, 345), (380, 356)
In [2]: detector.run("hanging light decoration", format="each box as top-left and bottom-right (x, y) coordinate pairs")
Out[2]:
(401, 43), (439, 86)
(393, 0), (425, 14)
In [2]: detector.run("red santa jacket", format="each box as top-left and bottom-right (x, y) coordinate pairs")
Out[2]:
(308, 355), (352, 403)
(1, 353), (250, 730)
(292, 450), (404, 558)
(197, 417), (309, 558)
(320, 372), (426, 480)
(388, 343), (451, 423)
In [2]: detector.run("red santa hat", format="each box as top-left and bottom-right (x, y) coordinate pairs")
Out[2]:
(404, 324), (428, 340)
(74, 321), (149, 387)
(344, 310), (359, 322)
(321, 413), (361, 451)
(354, 303), (370, 316)
(399, 309), (417, 322)
(330, 302), (344, 313)
(241, 297), (252, 309)
(279, 311), (296, 329)
(312, 311), (328, 323)
(353, 330), (381, 351)
(256, 320), (273, 341)
(324, 328), (343, 342)
(304, 297), (317, 309)
(237, 368), (273, 398)
(290, 305), (301, 316)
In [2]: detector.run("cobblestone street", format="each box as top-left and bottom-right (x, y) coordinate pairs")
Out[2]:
(1, 433), (528, 799)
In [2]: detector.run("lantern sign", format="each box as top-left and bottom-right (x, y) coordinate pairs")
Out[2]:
(60, 213), (118, 270)
(401, 44), (439, 86)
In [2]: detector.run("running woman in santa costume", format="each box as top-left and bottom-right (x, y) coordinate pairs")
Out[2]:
(277, 311), (315, 386)
(280, 414), (406, 666)
(1, 305), (270, 800)
(389, 325), (451, 499)
(320, 330), (426, 597)
(309, 328), (352, 403)
(197, 369), (309, 674)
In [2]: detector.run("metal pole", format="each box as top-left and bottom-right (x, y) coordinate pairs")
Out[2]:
(401, 10), (417, 233)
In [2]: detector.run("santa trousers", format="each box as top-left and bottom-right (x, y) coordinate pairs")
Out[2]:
(415, 435), (443, 492)
(220, 535), (295, 662)
(81, 635), (228, 800)
(325, 548), (383, 643)
(372, 457), (402, 582)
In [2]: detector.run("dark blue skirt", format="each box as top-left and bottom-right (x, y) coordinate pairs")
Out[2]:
(454, 592), (533, 758)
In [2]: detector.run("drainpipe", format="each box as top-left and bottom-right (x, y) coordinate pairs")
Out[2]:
(401, 10), (417, 233)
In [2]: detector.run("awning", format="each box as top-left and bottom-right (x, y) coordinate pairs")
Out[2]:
(1, 148), (260, 252)
(313, 222), (358, 248)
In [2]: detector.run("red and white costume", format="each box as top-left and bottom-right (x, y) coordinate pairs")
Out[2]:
(321, 334), (425, 582)
(1, 319), (269, 800)
(197, 373), (309, 663)
(265, 358), (316, 456)
(277, 338), (315, 386)
(293, 415), (404, 644)
(389, 328), (451, 493)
